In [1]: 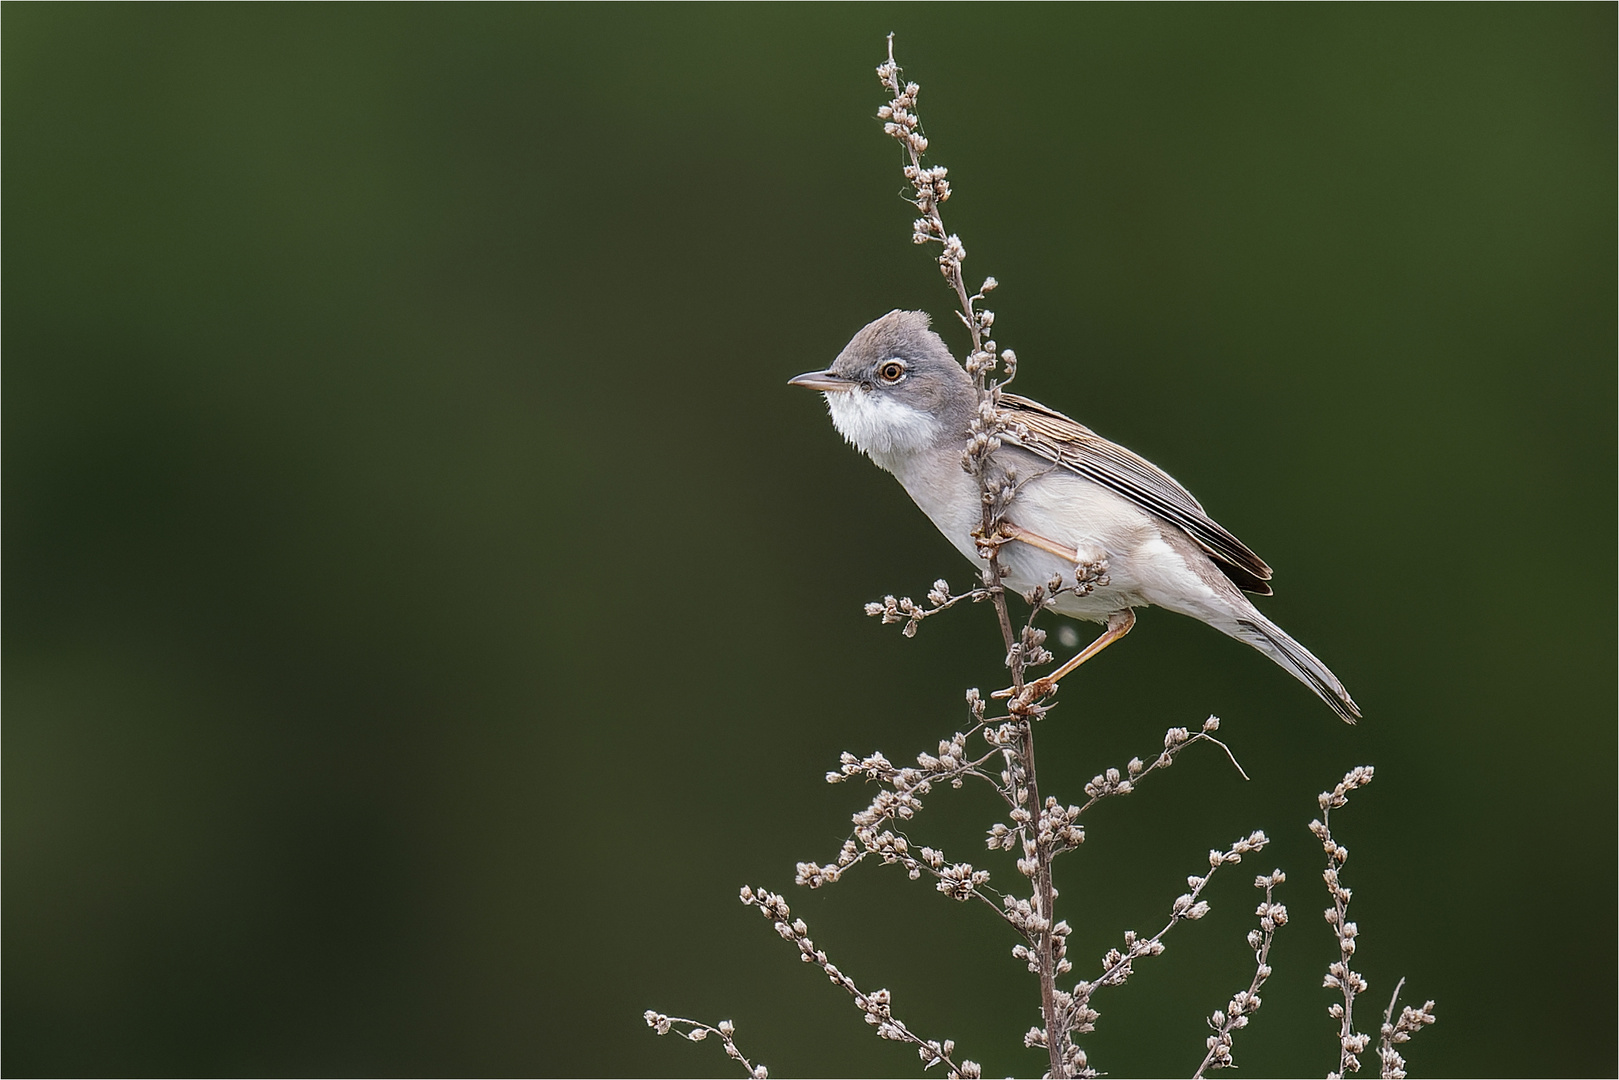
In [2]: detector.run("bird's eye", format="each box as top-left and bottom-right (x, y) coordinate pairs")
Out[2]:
(878, 360), (906, 383)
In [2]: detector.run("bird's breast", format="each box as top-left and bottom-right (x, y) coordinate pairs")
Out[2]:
(884, 449), (985, 565)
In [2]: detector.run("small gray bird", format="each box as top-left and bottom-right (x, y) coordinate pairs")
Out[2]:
(789, 309), (1360, 723)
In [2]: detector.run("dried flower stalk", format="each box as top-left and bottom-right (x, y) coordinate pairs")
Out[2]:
(643, 1011), (767, 1079)
(1377, 977), (1438, 1079)
(741, 887), (983, 1078)
(877, 33), (1072, 1072)
(1312, 766), (1436, 1077)
(1194, 870), (1288, 1076)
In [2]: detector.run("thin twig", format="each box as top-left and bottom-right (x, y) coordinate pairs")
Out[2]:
(1075, 719), (1247, 821)
(1192, 870), (1287, 1077)
(1376, 976), (1437, 1078)
(1313, 766), (1374, 1077)
(741, 887), (982, 1079)
(643, 1012), (767, 1079)
(1061, 831), (1271, 1061)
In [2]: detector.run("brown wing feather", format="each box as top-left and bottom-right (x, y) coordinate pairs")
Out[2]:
(999, 393), (1274, 594)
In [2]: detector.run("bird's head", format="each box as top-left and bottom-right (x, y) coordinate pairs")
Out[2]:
(789, 310), (975, 462)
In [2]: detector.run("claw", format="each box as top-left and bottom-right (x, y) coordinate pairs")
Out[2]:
(991, 676), (1057, 704)
(1023, 676), (1056, 700)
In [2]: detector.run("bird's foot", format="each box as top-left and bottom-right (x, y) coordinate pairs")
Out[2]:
(991, 676), (1059, 714)
(1022, 676), (1056, 700)
(970, 525), (1013, 560)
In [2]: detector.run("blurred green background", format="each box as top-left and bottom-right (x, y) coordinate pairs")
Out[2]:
(5, 5), (1614, 1077)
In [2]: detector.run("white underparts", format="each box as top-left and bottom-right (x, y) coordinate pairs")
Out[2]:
(825, 388), (941, 461)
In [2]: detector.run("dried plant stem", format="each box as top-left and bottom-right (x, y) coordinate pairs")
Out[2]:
(1314, 766), (1375, 1076)
(1193, 870), (1288, 1077)
(1057, 830), (1270, 1072)
(878, 33), (1064, 1077)
(1380, 978), (1406, 1038)
(643, 1012), (767, 1079)
(1313, 766), (1436, 1078)
(880, 33), (984, 354)
(986, 532), (1068, 1076)
(1376, 977), (1437, 1079)
(741, 887), (982, 1078)
(880, 31), (1068, 1075)
(1008, 594), (1064, 1078)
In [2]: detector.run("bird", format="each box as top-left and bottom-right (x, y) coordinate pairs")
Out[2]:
(789, 309), (1360, 723)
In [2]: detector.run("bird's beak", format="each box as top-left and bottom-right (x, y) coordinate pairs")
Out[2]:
(788, 369), (855, 392)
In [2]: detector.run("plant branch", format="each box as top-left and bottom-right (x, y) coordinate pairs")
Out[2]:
(741, 887), (982, 1079)
(1312, 766), (1374, 1077)
(1060, 831), (1271, 1064)
(1193, 870), (1288, 1077)
(1376, 977), (1437, 1079)
(643, 1012), (768, 1079)
(877, 36), (1060, 1076)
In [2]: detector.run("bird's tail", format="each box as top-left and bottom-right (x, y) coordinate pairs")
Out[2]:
(1228, 610), (1361, 724)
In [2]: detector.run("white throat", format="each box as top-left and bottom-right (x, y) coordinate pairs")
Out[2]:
(825, 388), (942, 468)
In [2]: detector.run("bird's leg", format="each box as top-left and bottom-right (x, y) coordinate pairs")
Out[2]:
(995, 608), (1136, 702)
(997, 520), (1111, 595)
(998, 520), (1082, 563)
(986, 519), (1129, 703)
(1039, 608), (1135, 687)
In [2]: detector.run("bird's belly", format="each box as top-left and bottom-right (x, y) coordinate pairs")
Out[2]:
(891, 455), (1169, 623)
(997, 536), (1155, 622)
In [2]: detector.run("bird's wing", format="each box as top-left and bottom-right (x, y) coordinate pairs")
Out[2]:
(999, 392), (1274, 593)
